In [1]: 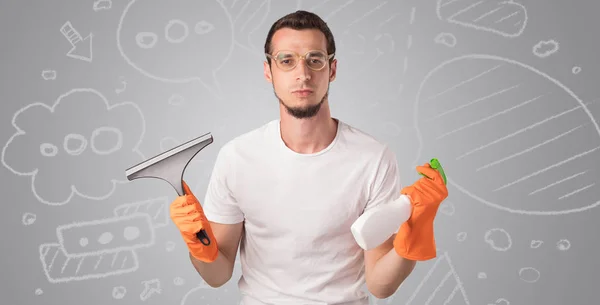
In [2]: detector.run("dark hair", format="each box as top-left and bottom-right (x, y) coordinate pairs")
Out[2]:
(264, 10), (336, 66)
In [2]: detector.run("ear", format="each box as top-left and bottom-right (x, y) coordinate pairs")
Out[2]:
(264, 61), (273, 83)
(329, 59), (337, 82)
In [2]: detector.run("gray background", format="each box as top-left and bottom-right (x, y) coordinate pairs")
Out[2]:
(1, 0), (599, 304)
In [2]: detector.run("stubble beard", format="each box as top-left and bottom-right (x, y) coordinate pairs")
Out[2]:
(273, 81), (330, 119)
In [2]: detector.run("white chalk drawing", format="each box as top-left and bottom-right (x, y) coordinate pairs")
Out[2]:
(112, 286), (127, 299)
(223, 0), (271, 55)
(35, 288), (43, 295)
(56, 213), (155, 257)
(93, 0), (112, 11)
(484, 228), (512, 251)
(572, 66), (582, 74)
(378, 121), (402, 137)
(556, 238), (571, 251)
(115, 76), (127, 94)
(116, 0), (235, 99)
(160, 137), (181, 153)
(532, 39), (559, 58)
(41, 70), (57, 80)
(457, 232), (467, 242)
(488, 298), (510, 305)
(434, 32), (457, 48)
(140, 278), (161, 301)
(439, 200), (456, 216)
(39, 242), (140, 283)
(114, 197), (169, 228)
(477, 272), (487, 279)
(173, 277), (185, 286)
(413, 54), (600, 216)
(37, 196), (169, 284)
(400, 6), (416, 96)
(518, 267), (540, 283)
(436, 0), (527, 38)
(165, 241), (176, 252)
(60, 21), (93, 62)
(1, 88), (146, 206)
(22, 212), (37, 225)
(403, 251), (471, 305)
(167, 94), (185, 106)
(530, 240), (543, 248)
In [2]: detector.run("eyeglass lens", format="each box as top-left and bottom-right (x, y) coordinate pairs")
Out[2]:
(274, 51), (328, 70)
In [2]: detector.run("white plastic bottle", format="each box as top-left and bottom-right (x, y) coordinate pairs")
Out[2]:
(350, 194), (412, 250)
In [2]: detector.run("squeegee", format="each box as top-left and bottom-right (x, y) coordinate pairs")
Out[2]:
(125, 132), (214, 244)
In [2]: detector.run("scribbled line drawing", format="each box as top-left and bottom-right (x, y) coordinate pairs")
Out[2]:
(116, 0), (235, 100)
(556, 239), (571, 251)
(530, 240), (543, 248)
(434, 32), (457, 48)
(39, 242), (139, 283)
(22, 212), (37, 225)
(413, 54), (600, 216)
(173, 277), (185, 286)
(41, 70), (57, 80)
(167, 94), (185, 106)
(223, 0), (271, 55)
(533, 39), (559, 58)
(572, 66), (582, 74)
(403, 251), (470, 305)
(113, 197), (170, 229)
(518, 267), (540, 283)
(439, 200), (455, 215)
(60, 21), (93, 62)
(93, 0), (112, 11)
(115, 76), (127, 94)
(484, 228), (511, 251)
(436, 0), (527, 38)
(39, 199), (166, 283)
(56, 214), (155, 257)
(112, 286), (127, 299)
(488, 298), (510, 305)
(1, 88), (146, 206)
(140, 278), (161, 301)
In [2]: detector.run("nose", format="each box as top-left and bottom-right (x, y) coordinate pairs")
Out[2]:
(295, 59), (311, 81)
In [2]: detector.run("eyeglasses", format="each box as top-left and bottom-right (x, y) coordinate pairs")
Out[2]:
(265, 50), (334, 71)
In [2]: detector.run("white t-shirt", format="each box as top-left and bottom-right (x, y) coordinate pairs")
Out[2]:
(202, 118), (402, 305)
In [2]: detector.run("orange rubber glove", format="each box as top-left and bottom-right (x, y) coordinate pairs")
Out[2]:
(169, 180), (219, 262)
(393, 163), (448, 261)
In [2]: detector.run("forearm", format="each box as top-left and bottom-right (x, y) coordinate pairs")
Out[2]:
(367, 248), (417, 298)
(189, 250), (234, 287)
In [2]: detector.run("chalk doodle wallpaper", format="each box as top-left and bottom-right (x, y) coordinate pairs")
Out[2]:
(1, 1), (599, 304)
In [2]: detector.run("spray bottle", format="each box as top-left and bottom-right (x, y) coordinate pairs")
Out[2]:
(350, 158), (447, 250)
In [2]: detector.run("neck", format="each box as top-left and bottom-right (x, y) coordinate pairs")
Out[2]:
(279, 105), (338, 154)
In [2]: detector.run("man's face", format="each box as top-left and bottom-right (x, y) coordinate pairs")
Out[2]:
(264, 28), (337, 119)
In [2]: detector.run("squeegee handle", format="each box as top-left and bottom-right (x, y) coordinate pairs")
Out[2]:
(196, 230), (211, 246)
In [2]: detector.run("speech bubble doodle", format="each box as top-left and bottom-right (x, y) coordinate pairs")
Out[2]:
(117, 0), (234, 99)
(414, 54), (600, 216)
(1, 88), (146, 206)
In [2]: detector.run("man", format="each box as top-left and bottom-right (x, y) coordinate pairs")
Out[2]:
(169, 10), (448, 305)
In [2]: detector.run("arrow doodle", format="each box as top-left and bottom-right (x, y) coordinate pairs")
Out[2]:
(60, 21), (93, 62)
(139, 278), (161, 301)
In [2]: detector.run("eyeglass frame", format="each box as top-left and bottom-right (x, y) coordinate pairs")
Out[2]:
(265, 49), (335, 71)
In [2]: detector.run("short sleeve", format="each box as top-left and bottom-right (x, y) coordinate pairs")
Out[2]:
(201, 143), (245, 224)
(363, 145), (402, 214)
